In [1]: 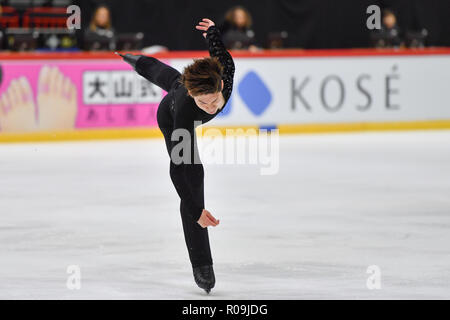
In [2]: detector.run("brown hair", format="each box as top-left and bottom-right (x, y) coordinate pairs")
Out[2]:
(383, 8), (395, 17)
(89, 6), (112, 31)
(225, 6), (252, 29)
(180, 57), (224, 96)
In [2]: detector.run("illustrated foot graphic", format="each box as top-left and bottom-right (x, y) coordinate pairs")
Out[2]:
(37, 66), (77, 130)
(0, 77), (38, 133)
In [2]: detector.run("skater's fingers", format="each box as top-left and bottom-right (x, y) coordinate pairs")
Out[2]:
(200, 22), (213, 29)
(202, 18), (214, 25)
(205, 211), (218, 222)
(203, 214), (215, 226)
(206, 215), (218, 227)
(205, 214), (215, 224)
(208, 221), (218, 227)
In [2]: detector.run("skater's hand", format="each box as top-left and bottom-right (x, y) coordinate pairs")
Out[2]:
(195, 18), (215, 39)
(197, 209), (220, 228)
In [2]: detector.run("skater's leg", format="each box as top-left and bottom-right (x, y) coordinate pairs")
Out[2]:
(135, 56), (182, 93)
(179, 134), (213, 267)
(180, 186), (213, 268)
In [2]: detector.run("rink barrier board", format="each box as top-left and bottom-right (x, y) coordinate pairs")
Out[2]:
(1, 48), (450, 142)
(1, 119), (450, 143)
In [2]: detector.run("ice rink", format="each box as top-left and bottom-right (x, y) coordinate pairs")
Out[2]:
(0, 130), (449, 299)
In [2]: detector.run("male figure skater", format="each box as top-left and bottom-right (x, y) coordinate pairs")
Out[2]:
(118, 18), (235, 293)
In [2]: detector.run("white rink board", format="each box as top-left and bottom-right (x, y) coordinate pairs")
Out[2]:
(171, 55), (450, 126)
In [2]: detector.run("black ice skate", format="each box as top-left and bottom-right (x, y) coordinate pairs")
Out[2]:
(193, 265), (215, 294)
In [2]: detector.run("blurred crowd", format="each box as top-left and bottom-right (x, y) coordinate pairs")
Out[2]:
(0, 1), (274, 52)
(0, 0), (141, 51)
(370, 8), (428, 49)
(0, 1), (432, 52)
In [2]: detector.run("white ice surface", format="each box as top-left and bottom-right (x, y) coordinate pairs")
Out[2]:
(0, 131), (449, 299)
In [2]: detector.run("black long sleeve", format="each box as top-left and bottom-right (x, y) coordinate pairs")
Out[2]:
(206, 25), (235, 102)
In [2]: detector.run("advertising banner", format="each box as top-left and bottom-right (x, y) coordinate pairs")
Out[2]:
(1, 52), (450, 140)
(0, 60), (164, 133)
(172, 55), (450, 127)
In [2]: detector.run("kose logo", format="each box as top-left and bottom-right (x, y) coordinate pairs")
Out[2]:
(218, 71), (272, 118)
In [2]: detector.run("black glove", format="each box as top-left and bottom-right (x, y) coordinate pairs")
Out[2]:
(115, 52), (143, 69)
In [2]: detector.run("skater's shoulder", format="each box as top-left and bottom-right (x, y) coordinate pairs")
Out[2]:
(174, 84), (193, 104)
(171, 86), (196, 118)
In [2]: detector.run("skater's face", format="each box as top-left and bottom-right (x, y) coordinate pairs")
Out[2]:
(189, 80), (224, 115)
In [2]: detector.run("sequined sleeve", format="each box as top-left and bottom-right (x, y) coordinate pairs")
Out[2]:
(206, 25), (235, 101)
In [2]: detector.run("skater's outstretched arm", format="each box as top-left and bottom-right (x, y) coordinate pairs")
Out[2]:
(196, 18), (235, 101)
(118, 53), (181, 92)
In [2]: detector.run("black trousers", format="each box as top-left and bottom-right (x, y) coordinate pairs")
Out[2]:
(156, 91), (213, 268)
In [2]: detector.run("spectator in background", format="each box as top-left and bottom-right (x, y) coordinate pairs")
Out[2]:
(89, 5), (115, 38)
(372, 9), (403, 48)
(0, 5), (8, 50)
(84, 5), (115, 50)
(219, 6), (260, 52)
